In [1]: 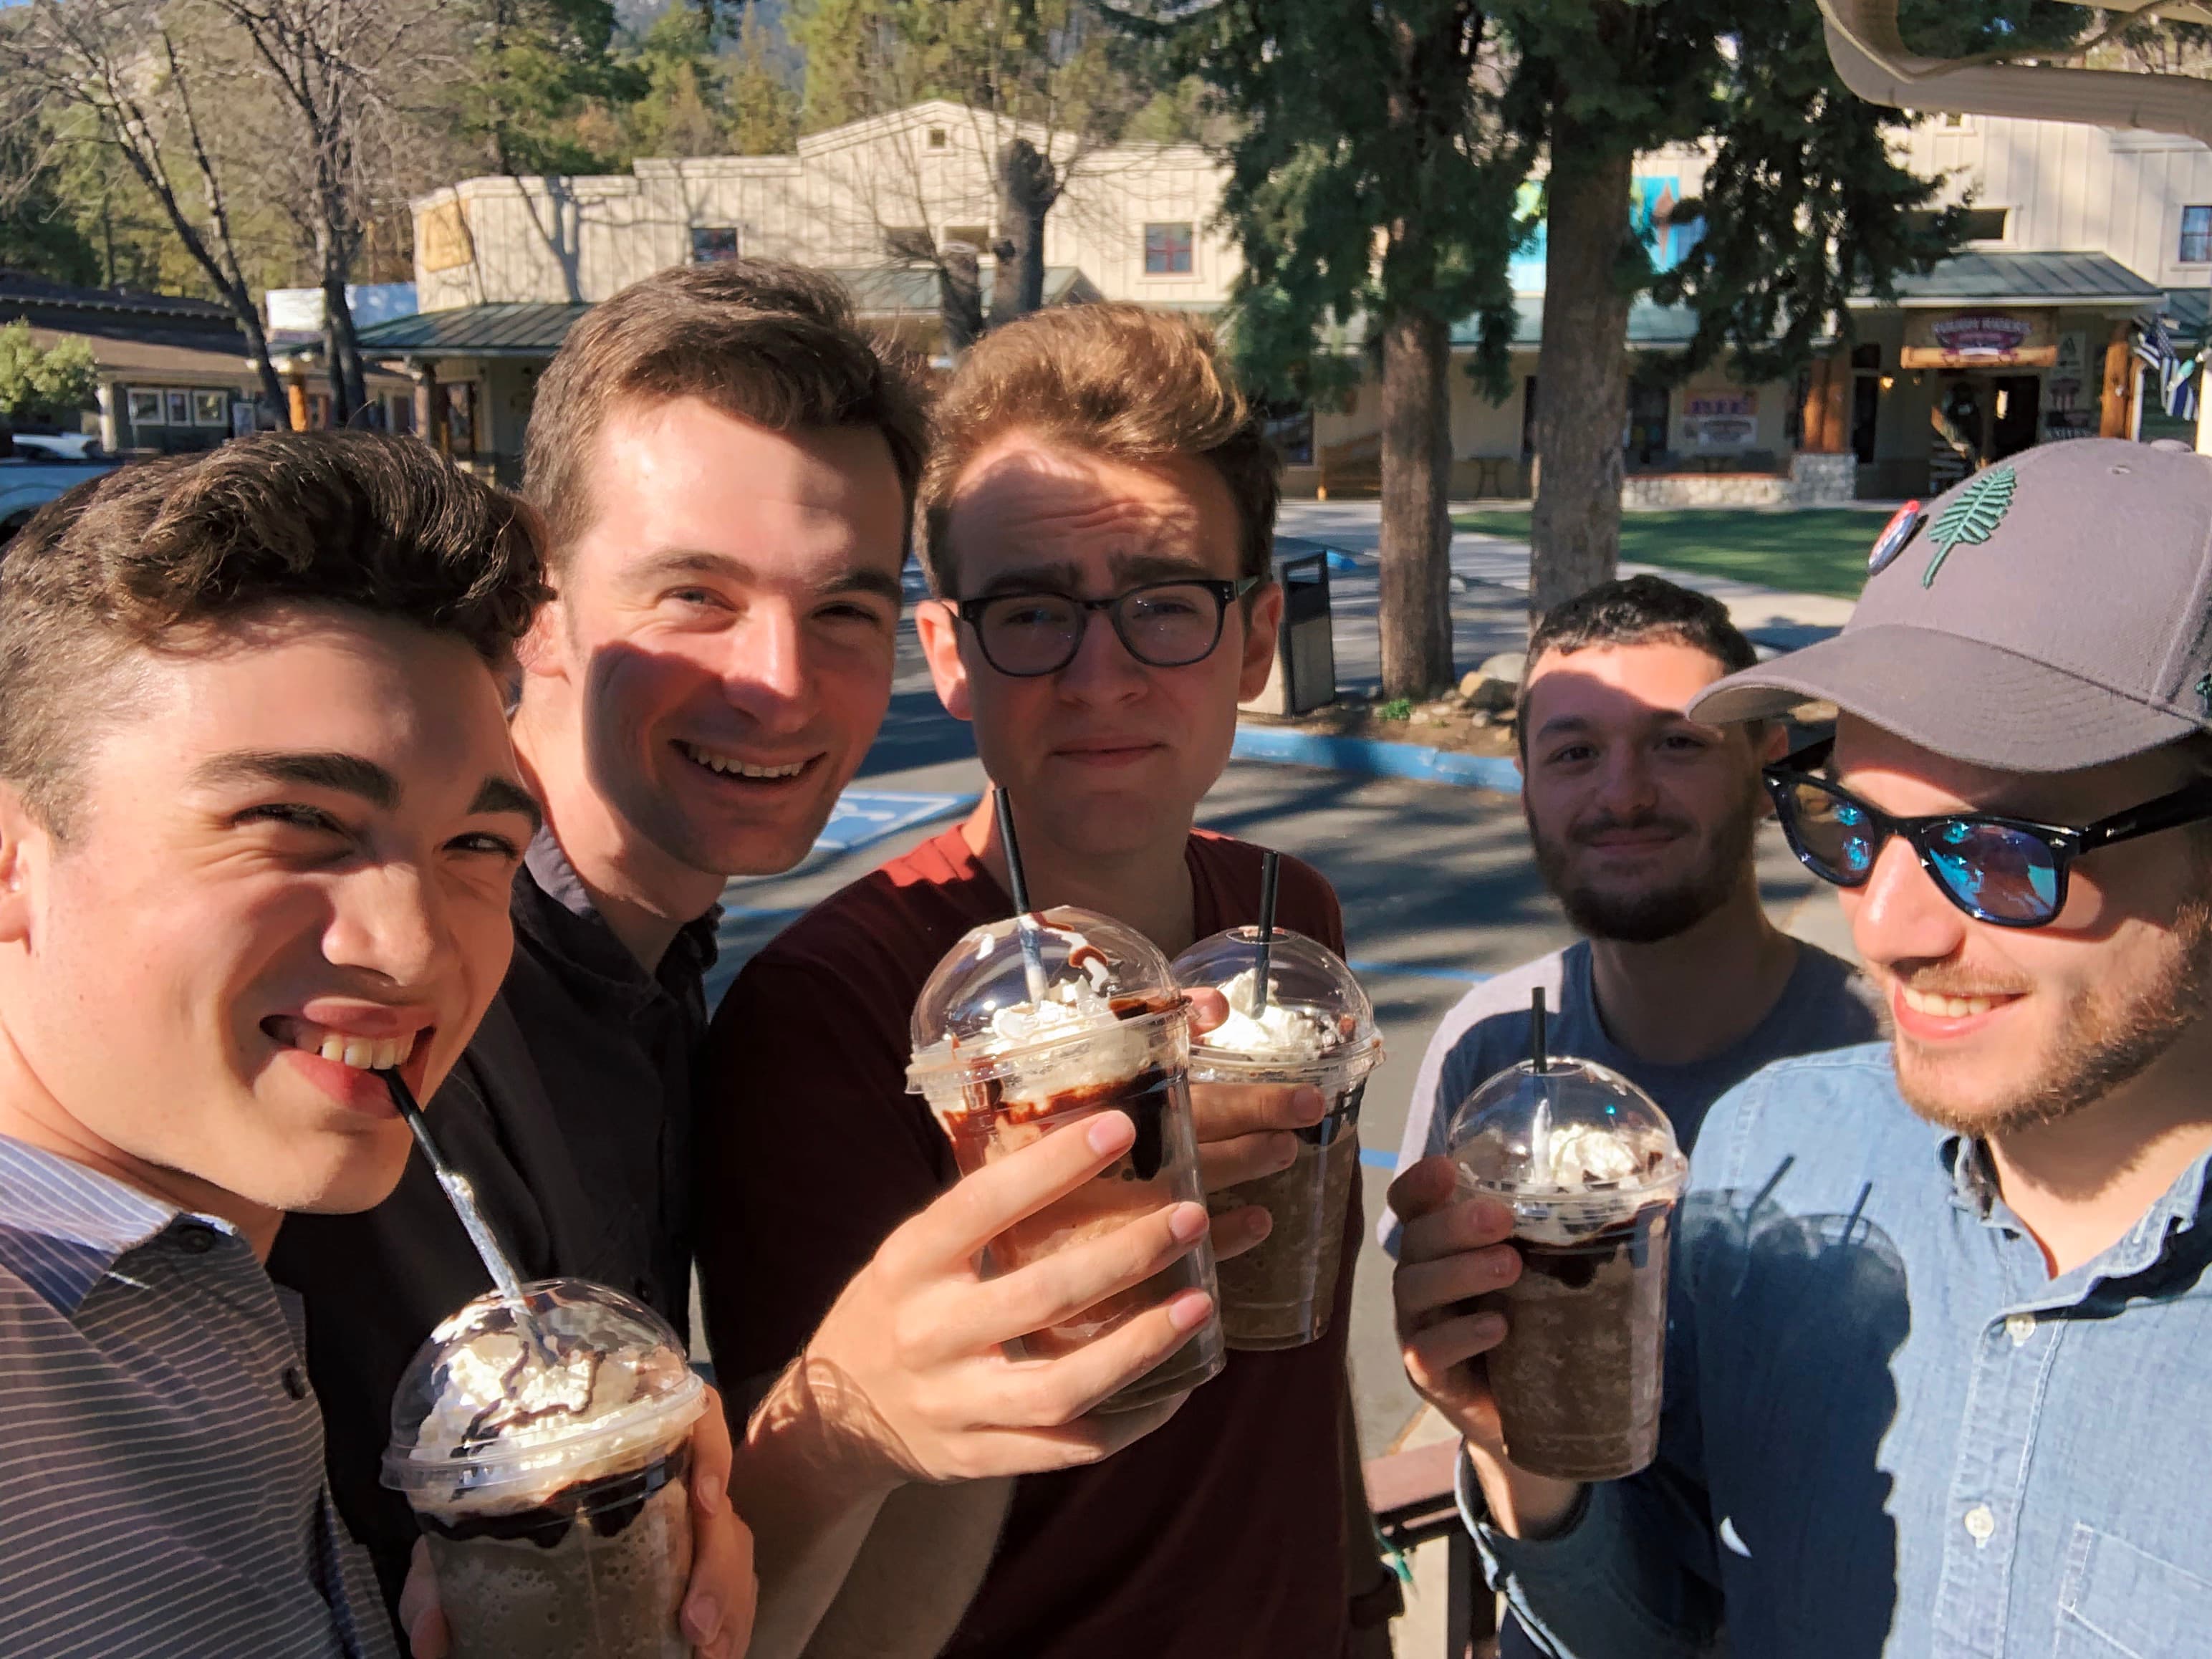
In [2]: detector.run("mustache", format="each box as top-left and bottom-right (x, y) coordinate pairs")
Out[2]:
(1881, 965), (2035, 1000)
(1567, 809), (1697, 845)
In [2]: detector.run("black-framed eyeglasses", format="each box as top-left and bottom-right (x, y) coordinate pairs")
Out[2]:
(1762, 736), (2212, 928)
(952, 577), (1260, 678)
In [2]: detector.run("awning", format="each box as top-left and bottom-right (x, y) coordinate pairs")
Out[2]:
(357, 264), (1106, 360)
(1862, 250), (2160, 309)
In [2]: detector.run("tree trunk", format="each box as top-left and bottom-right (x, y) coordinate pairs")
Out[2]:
(1529, 130), (1635, 619)
(940, 243), (985, 353)
(231, 283), (289, 425)
(1377, 307), (1455, 700)
(323, 276), (370, 422)
(989, 138), (1054, 328)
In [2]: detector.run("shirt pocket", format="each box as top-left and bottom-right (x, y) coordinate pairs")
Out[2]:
(2051, 1522), (2212, 1659)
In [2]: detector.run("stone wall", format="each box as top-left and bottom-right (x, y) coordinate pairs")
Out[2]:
(1787, 451), (1859, 505)
(1622, 471), (1792, 509)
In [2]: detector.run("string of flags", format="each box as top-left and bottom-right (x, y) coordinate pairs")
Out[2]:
(2133, 309), (2210, 423)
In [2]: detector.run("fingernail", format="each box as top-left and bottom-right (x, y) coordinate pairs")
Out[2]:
(1169, 1291), (1214, 1331)
(1475, 1312), (1506, 1342)
(1169, 1202), (1209, 1243)
(1245, 1207), (1273, 1239)
(1275, 1133), (1300, 1170)
(684, 1594), (721, 1641)
(695, 1471), (724, 1512)
(1087, 1112), (1134, 1155)
(1297, 1086), (1326, 1123)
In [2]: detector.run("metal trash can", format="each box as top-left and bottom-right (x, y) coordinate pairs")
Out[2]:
(1241, 549), (1337, 716)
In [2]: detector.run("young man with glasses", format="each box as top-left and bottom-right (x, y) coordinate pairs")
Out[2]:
(698, 304), (1399, 1658)
(1382, 575), (1881, 1257)
(1391, 437), (2212, 1655)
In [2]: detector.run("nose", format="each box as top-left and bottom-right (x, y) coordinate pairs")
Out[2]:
(718, 600), (813, 736)
(1053, 604), (1148, 703)
(324, 860), (449, 989)
(1592, 744), (1660, 820)
(1845, 832), (1967, 970)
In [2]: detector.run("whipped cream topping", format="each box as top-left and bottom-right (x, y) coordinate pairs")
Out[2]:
(1452, 1116), (1683, 1244)
(405, 1300), (698, 1512)
(1194, 968), (1343, 1061)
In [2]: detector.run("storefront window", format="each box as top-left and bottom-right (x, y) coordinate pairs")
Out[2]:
(691, 226), (741, 263)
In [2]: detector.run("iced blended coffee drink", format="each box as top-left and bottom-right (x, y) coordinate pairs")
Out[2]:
(1447, 1057), (1688, 1481)
(383, 1279), (707, 1659)
(908, 905), (1224, 1411)
(1171, 926), (1381, 1350)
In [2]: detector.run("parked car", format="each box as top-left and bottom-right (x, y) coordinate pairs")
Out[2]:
(9, 431), (105, 463)
(0, 453), (120, 544)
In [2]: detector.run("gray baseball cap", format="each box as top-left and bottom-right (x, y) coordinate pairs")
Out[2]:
(1691, 437), (2212, 771)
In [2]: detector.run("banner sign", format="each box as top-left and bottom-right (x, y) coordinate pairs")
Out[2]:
(1682, 390), (1756, 448)
(1900, 310), (2057, 368)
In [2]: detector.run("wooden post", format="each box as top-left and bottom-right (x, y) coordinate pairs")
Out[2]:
(410, 359), (444, 453)
(1800, 355), (1850, 453)
(284, 364), (310, 433)
(2102, 324), (2136, 439)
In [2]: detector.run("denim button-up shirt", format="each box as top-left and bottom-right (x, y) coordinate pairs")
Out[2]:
(1470, 1044), (2212, 1658)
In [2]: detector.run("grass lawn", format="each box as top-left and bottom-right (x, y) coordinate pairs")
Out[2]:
(1451, 508), (1883, 600)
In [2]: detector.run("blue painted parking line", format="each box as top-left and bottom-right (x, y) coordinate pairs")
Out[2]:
(1231, 724), (1522, 794)
(814, 789), (978, 854)
(1347, 958), (1487, 985)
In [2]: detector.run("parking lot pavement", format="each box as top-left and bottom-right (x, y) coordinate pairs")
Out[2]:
(703, 586), (1839, 1456)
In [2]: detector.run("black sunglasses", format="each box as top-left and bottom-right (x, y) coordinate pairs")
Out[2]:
(1762, 736), (2212, 927)
(953, 577), (1259, 678)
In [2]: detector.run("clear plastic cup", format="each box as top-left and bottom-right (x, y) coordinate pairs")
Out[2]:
(906, 905), (1224, 1412)
(1446, 1059), (1688, 1481)
(1170, 925), (1382, 1350)
(383, 1279), (707, 1659)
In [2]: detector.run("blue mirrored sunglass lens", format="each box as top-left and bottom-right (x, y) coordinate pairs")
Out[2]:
(1781, 783), (1878, 883)
(1926, 823), (2060, 920)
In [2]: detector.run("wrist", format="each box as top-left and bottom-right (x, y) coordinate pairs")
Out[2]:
(1460, 1439), (1584, 1541)
(741, 1352), (908, 1509)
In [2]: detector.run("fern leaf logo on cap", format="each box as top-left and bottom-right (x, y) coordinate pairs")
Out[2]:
(1922, 463), (2018, 588)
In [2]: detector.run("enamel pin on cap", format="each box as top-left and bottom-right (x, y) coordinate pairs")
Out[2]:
(1867, 500), (1923, 576)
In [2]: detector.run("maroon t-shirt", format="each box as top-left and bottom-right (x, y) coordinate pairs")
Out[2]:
(698, 825), (1359, 1658)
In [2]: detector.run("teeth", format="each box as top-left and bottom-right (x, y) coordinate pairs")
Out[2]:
(1902, 986), (1999, 1019)
(681, 742), (804, 780)
(293, 1023), (415, 1073)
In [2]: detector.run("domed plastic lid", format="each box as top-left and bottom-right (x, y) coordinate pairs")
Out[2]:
(908, 905), (1182, 1088)
(383, 1278), (705, 1505)
(1446, 1058), (1688, 1241)
(1170, 925), (1382, 1075)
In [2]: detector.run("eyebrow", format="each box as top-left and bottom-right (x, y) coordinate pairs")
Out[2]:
(1530, 710), (1705, 744)
(193, 749), (544, 832)
(193, 750), (398, 807)
(633, 548), (904, 606)
(471, 775), (544, 831)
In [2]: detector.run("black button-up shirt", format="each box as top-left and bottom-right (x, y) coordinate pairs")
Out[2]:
(271, 830), (718, 1614)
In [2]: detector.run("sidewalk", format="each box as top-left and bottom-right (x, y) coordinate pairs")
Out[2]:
(1276, 499), (1860, 665)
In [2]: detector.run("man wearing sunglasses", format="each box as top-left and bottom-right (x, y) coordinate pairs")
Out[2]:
(700, 304), (1399, 1657)
(1390, 436), (2212, 1655)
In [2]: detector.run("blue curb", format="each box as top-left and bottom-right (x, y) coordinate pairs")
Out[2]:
(1231, 723), (1522, 794)
(1359, 1147), (1400, 1170)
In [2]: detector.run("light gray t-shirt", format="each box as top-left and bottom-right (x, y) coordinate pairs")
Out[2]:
(1379, 938), (1883, 1252)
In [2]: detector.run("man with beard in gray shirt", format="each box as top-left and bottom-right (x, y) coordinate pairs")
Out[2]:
(1385, 577), (1881, 1253)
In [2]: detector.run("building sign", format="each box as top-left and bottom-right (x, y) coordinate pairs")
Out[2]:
(1681, 390), (1757, 449)
(2042, 331), (2096, 439)
(1508, 174), (1704, 292)
(420, 200), (475, 274)
(1900, 309), (2057, 368)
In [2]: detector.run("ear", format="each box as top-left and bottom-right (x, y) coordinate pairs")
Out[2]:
(913, 599), (974, 723)
(0, 783), (44, 948)
(515, 595), (570, 684)
(1756, 719), (1790, 764)
(1235, 581), (1284, 704)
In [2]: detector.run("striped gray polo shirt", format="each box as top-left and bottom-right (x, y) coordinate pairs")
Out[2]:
(0, 1133), (398, 1659)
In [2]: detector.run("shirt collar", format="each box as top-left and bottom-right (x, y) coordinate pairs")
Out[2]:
(1939, 1126), (2212, 1286)
(517, 827), (721, 1009)
(0, 1134), (234, 1316)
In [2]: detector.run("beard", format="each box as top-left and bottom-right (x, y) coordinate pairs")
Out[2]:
(1897, 895), (2212, 1139)
(1530, 776), (1761, 946)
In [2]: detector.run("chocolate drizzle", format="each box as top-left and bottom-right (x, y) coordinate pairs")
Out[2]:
(423, 1443), (693, 1549)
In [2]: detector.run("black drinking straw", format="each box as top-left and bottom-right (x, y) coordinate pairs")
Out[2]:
(379, 1068), (529, 1309)
(994, 786), (1050, 1002)
(1254, 848), (1281, 1014)
(1529, 986), (1548, 1073)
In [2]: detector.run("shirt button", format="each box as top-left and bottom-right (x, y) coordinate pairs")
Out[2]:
(173, 1225), (216, 1254)
(2004, 1312), (2037, 1346)
(1963, 1504), (1996, 1544)
(282, 1366), (309, 1401)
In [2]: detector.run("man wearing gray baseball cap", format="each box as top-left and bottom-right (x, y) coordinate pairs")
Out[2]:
(1389, 437), (2212, 1656)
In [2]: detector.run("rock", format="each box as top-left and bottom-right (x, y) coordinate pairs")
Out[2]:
(1457, 670), (1486, 699)
(1476, 651), (1526, 685)
(1468, 708), (1494, 728)
(1461, 677), (1517, 715)
(1408, 708), (1433, 726)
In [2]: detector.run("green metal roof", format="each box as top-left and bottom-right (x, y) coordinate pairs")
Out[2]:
(354, 302), (591, 358)
(1872, 251), (2160, 308)
(359, 265), (1102, 359)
